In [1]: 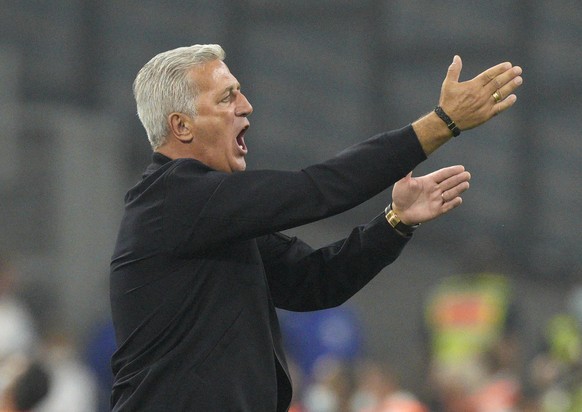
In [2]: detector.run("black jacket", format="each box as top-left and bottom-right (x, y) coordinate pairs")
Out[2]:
(109, 125), (426, 411)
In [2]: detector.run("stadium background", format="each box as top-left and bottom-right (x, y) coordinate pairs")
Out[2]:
(0, 0), (581, 399)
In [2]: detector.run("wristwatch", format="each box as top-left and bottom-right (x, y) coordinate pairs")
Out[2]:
(384, 204), (420, 236)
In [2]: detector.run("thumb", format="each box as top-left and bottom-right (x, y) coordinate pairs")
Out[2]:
(393, 171), (413, 192)
(445, 55), (462, 83)
(400, 171), (413, 183)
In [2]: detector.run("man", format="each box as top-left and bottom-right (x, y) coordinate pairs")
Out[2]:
(110, 44), (522, 411)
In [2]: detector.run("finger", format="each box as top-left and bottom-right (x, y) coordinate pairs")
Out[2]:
(442, 180), (470, 202)
(485, 66), (523, 95)
(444, 55), (462, 83)
(441, 171), (471, 189)
(492, 74), (523, 104)
(440, 171), (470, 204)
(441, 196), (463, 213)
(476, 62), (513, 87)
(492, 94), (518, 116)
(429, 165), (466, 183)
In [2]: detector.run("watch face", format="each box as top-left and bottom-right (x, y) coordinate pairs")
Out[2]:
(386, 210), (400, 227)
(386, 206), (418, 236)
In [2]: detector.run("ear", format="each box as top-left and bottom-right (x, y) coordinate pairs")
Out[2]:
(168, 113), (194, 144)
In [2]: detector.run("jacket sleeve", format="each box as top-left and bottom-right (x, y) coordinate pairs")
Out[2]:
(163, 125), (426, 255)
(258, 213), (410, 311)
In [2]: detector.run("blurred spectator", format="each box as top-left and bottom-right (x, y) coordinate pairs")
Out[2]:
(0, 254), (38, 395)
(465, 348), (522, 411)
(423, 272), (522, 411)
(0, 254), (101, 411)
(280, 305), (363, 412)
(279, 305), (363, 379)
(350, 360), (428, 412)
(0, 356), (50, 412)
(529, 285), (582, 411)
(287, 358), (306, 412)
(303, 356), (353, 412)
(84, 319), (116, 412)
(34, 333), (98, 412)
(350, 360), (393, 411)
(372, 394), (428, 412)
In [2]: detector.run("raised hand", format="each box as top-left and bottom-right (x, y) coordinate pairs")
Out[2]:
(391, 165), (471, 225)
(411, 56), (523, 156)
(439, 55), (523, 130)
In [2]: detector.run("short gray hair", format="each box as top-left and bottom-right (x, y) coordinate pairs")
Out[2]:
(133, 44), (226, 150)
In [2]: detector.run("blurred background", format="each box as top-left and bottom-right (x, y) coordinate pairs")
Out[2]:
(0, 0), (581, 411)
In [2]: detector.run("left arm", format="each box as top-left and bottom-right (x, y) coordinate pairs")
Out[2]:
(260, 165), (471, 311)
(259, 213), (409, 311)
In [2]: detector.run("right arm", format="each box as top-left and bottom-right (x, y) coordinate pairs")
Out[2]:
(165, 125), (425, 254)
(164, 56), (523, 253)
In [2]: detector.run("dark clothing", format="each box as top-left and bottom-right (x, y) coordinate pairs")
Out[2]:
(110, 125), (426, 411)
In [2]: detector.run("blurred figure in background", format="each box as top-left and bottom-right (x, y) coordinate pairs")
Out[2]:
(0, 253), (38, 410)
(350, 359), (428, 412)
(0, 357), (50, 412)
(84, 319), (116, 412)
(279, 305), (363, 412)
(279, 305), (363, 379)
(0, 355), (50, 412)
(529, 284), (582, 411)
(303, 356), (353, 412)
(0, 253), (101, 411)
(423, 272), (522, 411)
(0, 254), (38, 398)
(34, 331), (98, 412)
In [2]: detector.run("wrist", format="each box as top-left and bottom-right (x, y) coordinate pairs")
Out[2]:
(384, 203), (420, 237)
(434, 106), (461, 137)
(411, 111), (454, 156)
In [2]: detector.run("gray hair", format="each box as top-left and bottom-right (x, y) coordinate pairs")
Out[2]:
(133, 44), (226, 150)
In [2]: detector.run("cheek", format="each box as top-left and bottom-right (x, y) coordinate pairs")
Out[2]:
(207, 116), (232, 134)
(193, 119), (221, 139)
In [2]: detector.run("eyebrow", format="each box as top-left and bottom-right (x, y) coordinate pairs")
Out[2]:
(221, 83), (241, 96)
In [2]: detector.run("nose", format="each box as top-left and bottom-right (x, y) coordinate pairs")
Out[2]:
(236, 92), (253, 117)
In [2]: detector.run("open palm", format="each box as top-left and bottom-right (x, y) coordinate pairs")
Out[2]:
(391, 165), (471, 225)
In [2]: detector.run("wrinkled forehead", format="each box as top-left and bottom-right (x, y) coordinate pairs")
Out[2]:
(190, 59), (238, 93)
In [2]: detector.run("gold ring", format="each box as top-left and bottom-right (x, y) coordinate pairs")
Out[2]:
(492, 90), (502, 103)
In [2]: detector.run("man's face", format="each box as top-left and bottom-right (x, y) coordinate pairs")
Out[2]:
(187, 59), (253, 173)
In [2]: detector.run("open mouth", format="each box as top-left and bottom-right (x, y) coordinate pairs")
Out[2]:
(236, 126), (249, 154)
